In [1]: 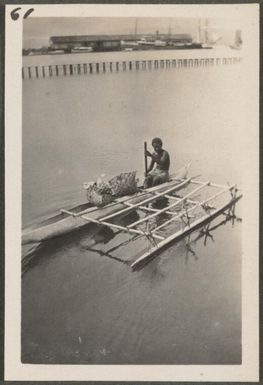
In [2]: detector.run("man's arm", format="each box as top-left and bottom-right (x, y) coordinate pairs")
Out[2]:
(145, 150), (155, 173)
(147, 158), (155, 173)
(152, 150), (169, 167)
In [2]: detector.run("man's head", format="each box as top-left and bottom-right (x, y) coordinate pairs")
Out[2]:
(152, 137), (163, 153)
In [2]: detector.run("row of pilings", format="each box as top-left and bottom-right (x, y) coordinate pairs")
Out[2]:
(22, 56), (242, 79)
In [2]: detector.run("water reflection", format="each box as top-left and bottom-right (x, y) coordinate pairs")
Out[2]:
(22, 210), (140, 274)
(183, 208), (242, 265)
(22, 224), (98, 275)
(183, 234), (198, 263)
(83, 234), (141, 265)
(133, 205), (242, 271)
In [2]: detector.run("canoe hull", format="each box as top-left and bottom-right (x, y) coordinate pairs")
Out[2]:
(22, 214), (91, 245)
(22, 172), (191, 245)
(22, 189), (165, 244)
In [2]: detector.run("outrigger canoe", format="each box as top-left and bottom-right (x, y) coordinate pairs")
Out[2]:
(22, 176), (190, 245)
(22, 172), (242, 270)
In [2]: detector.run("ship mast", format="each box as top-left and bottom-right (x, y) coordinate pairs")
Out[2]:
(205, 18), (209, 44)
(168, 19), (171, 38)
(197, 19), (201, 43)
(134, 18), (138, 38)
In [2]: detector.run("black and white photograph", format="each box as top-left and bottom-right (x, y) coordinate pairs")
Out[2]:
(4, 3), (259, 382)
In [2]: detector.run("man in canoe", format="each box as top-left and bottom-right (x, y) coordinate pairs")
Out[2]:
(144, 137), (170, 188)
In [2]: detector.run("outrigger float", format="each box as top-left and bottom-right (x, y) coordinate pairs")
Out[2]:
(22, 170), (242, 269)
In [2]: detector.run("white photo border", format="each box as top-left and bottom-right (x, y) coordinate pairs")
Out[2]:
(5, 3), (259, 381)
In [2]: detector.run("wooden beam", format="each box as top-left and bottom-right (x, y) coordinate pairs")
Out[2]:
(81, 213), (164, 240)
(67, 177), (187, 219)
(123, 201), (175, 215)
(60, 208), (78, 217)
(137, 205), (175, 215)
(127, 182), (210, 229)
(131, 192), (242, 269)
(164, 194), (178, 200)
(99, 177), (191, 222)
(164, 194), (198, 205)
(152, 184), (236, 233)
(191, 179), (237, 190)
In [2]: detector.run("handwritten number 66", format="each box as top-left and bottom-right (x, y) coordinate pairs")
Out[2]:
(10, 7), (34, 21)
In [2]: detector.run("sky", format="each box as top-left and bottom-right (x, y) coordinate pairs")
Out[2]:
(23, 17), (239, 48)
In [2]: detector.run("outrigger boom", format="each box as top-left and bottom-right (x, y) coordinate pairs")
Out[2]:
(81, 177), (193, 239)
(98, 177), (191, 222)
(78, 176), (242, 269)
(22, 170), (242, 269)
(131, 193), (242, 269)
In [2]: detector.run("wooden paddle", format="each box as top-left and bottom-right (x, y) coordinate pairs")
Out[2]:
(144, 141), (148, 177)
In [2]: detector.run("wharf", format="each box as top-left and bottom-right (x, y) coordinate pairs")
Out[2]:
(22, 48), (243, 79)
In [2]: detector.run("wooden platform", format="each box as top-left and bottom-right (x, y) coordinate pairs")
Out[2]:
(77, 177), (242, 269)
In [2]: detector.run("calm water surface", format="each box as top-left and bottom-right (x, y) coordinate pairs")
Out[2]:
(22, 53), (244, 364)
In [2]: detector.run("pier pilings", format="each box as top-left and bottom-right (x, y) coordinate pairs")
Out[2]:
(22, 56), (243, 79)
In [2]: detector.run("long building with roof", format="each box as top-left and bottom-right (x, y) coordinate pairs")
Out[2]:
(49, 34), (193, 52)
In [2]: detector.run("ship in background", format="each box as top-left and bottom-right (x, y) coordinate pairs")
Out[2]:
(124, 19), (205, 50)
(230, 30), (243, 50)
(22, 19), (242, 55)
(196, 19), (242, 51)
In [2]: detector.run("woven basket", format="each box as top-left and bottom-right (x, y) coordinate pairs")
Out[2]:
(109, 171), (138, 197)
(85, 184), (113, 207)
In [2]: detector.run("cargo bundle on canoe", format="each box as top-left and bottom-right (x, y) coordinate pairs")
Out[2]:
(83, 171), (138, 207)
(22, 165), (242, 269)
